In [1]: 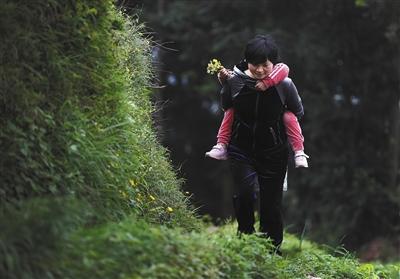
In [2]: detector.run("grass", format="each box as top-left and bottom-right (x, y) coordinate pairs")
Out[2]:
(3, 199), (397, 279)
(3, 209), (394, 279)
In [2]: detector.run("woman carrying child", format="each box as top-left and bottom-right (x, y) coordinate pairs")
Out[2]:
(206, 61), (309, 168)
(207, 35), (307, 253)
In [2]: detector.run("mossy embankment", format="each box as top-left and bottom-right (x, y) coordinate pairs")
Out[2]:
(0, 1), (398, 278)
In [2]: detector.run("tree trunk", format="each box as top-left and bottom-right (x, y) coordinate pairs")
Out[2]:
(391, 95), (400, 191)
(158, 0), (164, 17)
(390, 51), (400, 197)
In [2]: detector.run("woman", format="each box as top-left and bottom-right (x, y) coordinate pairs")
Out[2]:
(220, 35), (304, 252)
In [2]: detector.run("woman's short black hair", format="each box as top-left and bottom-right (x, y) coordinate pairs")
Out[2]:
(244, 35), (279, 65)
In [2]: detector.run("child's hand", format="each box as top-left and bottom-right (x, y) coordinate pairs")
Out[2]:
(255, 81), (268, 91)
(218, 68), (233, 84)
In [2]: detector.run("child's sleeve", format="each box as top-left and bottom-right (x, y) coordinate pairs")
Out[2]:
(262, 63), (289, 88)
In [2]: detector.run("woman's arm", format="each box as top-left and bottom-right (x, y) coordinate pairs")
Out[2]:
(276, 78), (304, 119)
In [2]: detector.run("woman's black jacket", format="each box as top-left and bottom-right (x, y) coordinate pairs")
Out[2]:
(220, 61), (304, 154)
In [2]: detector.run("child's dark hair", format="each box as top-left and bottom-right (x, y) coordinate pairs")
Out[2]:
(244, 35), (279, 65)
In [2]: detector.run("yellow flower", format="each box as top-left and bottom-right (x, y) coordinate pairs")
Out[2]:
(206, 58), (223, 75)
(166, 207), (173, 213)
(129, 179), (137, 187)
(149, 195), (156, 201)
(119, 190), (127, 198)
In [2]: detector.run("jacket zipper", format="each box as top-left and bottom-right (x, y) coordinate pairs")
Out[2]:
(276, 121), (283, 144)
(269, 127), (278, 145)
(252, 92), (260, 151)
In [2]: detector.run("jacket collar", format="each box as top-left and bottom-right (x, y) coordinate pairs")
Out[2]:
(233, 61), (257, 89)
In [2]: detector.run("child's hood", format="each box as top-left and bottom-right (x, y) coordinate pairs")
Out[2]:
(233, 61), (257, 87)
(227, 61), (257, 96)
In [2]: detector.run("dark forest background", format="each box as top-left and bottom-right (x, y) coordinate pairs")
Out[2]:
(119, 0), (399, 259)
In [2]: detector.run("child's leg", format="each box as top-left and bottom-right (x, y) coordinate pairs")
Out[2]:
(283, 111), (304, 152)
(205, 108), (234, 160)
(283, 111), (309, 168)
(217, 108), (234, 145)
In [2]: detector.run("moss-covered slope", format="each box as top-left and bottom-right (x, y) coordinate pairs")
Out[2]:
(0, 0), (196, 226)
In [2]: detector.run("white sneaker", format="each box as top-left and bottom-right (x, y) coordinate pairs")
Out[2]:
(294, 151), (309, 168)
(205, 143), (228, 160)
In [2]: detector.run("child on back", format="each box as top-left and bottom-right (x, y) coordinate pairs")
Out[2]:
(205, 63), (309, 168)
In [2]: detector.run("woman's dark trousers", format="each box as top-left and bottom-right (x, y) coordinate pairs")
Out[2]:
(229, 145), (288, 247)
